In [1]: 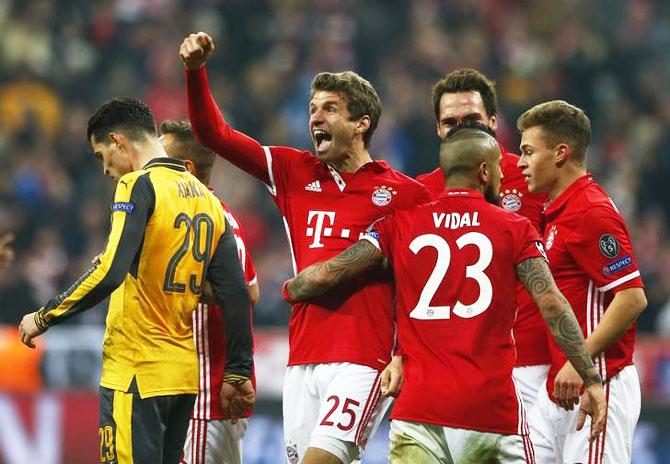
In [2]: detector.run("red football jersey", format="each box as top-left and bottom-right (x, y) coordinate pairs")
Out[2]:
(543, 175), (643, 399)
(192, 200), (257, 420)
(187, 68), (430, 370)
(416, 146), (551, 366)
(365, 188), (545, 435)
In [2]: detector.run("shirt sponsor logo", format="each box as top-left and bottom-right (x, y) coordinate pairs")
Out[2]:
(602, 255), (632, 276)
(546, 225), (558, 250)
(371, 185), (396, 207)
(112, 202), (135, 214)
(599, 234), (620, 258)
(500, 188), (523, 212)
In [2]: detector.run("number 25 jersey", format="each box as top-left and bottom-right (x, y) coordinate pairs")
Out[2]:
(365, 188), (544, 435)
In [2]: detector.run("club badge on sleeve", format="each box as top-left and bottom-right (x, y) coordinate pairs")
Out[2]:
(599, 234), (620, 258)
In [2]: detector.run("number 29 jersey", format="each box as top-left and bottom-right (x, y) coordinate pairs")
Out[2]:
(364, 188), (544, 435)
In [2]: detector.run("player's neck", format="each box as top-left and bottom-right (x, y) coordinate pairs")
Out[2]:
(132, 138), (169, 171)
(445, 175), (482, 193)
(329, 148), (373, 174)
(548, 164), (587, 200)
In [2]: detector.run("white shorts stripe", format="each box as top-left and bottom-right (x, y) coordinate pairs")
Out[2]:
(354, 371), (382, 446)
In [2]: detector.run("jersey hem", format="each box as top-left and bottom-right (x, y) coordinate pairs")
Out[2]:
(389, 414), (522, 437)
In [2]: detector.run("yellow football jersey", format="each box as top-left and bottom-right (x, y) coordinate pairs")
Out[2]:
(36, 158), (237, 398)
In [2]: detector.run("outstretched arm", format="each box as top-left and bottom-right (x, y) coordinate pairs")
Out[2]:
(284, 240), (384, 302)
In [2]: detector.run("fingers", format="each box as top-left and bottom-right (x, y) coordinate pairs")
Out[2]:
(380, 369), (390, 396)
(180, 32), (215, 69)
(576, 407), (587, 432)
(18, 326), (36, 349)
(554, 381), (580, 410)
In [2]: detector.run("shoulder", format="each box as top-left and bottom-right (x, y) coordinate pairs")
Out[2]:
(415, 167), (442, 185)
(267, 145), (314, 163)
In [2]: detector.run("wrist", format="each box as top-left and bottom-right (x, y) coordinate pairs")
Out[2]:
(223, 373), (250, 385)
(281, 280), (296, 305)
(33, 311), (49, 332)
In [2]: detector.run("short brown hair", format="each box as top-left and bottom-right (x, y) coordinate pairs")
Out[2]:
(310, 71), (381, 148)
(517, 100), (591, 163)
(159, 119), (216, 184)
(431, 69), (499, 121)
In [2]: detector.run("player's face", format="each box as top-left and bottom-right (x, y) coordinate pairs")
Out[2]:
(484, 150), (504, 205)
(309, 91), (359, 163)
(436, 91), (497, 139)
(518, 126), (558, 193)
(90, 135), (133, 182)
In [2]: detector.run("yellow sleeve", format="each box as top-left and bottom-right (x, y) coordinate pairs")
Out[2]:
(35, 172), (155, 329)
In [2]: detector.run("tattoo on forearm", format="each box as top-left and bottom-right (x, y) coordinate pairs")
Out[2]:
(288, 240), (384, 301)
(517, 258), (602, 387)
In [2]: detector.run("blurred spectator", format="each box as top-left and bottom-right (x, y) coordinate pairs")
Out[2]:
(0, 0), (669, 336)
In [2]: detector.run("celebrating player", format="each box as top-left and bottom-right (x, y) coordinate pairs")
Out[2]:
(285, 125), (607, 463)
(416, 69), (551, 411)
(180, 32), (429, 464)
(517, 101), (647, 463)
(18, 98), (254, 464)
(159, 119), (259, 464)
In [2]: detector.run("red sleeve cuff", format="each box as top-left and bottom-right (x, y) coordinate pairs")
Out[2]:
(281, 280), (296, 305)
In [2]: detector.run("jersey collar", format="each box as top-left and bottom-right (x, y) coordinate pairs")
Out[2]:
(143, 157), (187, 172)
(544, 173), (593, 219)
(437, 187), (485, 200)
(325, 159), (390, 192)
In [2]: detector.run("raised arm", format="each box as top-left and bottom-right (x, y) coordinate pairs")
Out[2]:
(284, 240), (384, 302)
(516, 257), (607, 441)
(181, 32), (272, 184)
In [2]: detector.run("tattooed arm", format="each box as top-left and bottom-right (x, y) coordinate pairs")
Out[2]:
(517, 257), (607, 442)
(516, 257), (601, 387)
(285, 240), (384, 302)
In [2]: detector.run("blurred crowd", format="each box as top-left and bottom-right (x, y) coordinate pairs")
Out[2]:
(1, 0), (670, 333)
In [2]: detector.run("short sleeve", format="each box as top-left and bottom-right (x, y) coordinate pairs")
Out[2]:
(361, 215), (394, 259)
(512, 215), (546, 264)
(565, 207), (643, 292)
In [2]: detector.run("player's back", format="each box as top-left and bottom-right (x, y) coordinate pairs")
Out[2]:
(101, 158), (228, 398)
(372, 188), (542, 434)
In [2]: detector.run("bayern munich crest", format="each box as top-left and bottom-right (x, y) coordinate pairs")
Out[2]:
(500, 188), (523, 212)
(546, 225), (558, 250)
(371, 185), (397, 206)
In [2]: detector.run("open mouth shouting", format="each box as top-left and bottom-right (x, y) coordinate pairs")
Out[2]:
(312, 128), (333, 154)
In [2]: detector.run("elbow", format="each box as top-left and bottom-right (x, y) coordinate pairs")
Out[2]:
(633, 289), (648, 316)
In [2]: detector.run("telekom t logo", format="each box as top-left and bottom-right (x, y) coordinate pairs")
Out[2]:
(306, 211), (336, 248)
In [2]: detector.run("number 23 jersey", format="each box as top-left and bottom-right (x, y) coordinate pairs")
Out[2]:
(364, 188), (544, 435)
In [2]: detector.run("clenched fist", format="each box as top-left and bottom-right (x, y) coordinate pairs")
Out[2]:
(179, 32), (215, 70)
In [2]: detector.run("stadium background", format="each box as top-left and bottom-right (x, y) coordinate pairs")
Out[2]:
(0, 0), (669, 462)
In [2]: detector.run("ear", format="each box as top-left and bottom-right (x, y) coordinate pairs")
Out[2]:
(184, 159), (197, 176)
(108, 132), (126, 150)
(489, 114), (498, 132)
(355, 115), (371, 137)
(478, 161), (490, 185)
(555, 142), (570, 166)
